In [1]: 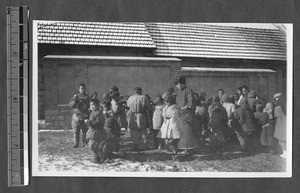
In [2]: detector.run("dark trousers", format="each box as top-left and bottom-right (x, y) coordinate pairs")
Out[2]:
(165, 139), (179, 155)
(152, 130), (159, 148)
(237, 132), (255, 151)
(71, 118), (88, 146)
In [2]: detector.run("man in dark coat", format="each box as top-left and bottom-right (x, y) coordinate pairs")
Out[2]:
(69, 83), (90, 148)
(108, 85), (127, 129)
(234, 99), (257, 151)
(174, 76), (199, 155)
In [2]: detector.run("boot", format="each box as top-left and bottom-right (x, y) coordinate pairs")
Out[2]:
(73, 133), (80, 148)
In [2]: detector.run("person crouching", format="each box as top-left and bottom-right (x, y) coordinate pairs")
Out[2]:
(85, 98), (107, 164)
(157, 94), (181, 160)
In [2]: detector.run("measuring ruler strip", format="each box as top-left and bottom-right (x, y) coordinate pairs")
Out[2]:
(7, 6), (29, 187)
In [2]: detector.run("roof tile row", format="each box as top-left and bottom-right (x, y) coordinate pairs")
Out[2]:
(37, 21), (287, 60)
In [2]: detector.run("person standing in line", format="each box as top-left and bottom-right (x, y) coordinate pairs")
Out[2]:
(255, 103), (275, 152)
(237, 85), (249, 107)
(107, 85), (127, 130)
(234, 99), (257, 152)
(69, 83), (90, 148)
(174, 76), (199, 155)
(247, 91), (261, 113)
(222, 94), (237, 144)
(152, 95), (165, 150)
(102, 95), (123, 155)
(103, 108), (124, 158)
(157, 93), (181, 160)
(218, 89), (225, 104)
(237, 87), (243, 97)
(145, 94), (155, 132)
(126, 87), (152, 150)
(273, 94), (287, 158)
(207, 96), (228, 153)
(195, 93), (209, 144)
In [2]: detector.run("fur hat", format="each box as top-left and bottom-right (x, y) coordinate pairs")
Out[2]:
(109, 85), (119, 92)
(174, 76), (186, 85)
(134, 87), (142, 94)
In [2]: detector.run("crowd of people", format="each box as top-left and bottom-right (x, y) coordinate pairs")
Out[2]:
(68, 76), (287, 164)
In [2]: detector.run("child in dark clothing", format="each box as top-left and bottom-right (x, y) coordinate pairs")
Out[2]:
(85, 98), (106, 164)
(104, 116), (122, 157)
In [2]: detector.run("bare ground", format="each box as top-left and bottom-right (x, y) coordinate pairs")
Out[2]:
(38, 130), (286, 173)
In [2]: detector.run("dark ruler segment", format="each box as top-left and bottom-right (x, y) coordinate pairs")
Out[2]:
(7, 6), (29, 187)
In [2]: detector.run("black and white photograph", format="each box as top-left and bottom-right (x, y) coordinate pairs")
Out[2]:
(32, 21), (292, 177)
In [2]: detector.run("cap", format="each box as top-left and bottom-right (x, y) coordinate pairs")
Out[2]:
(273, 93), (282, 99)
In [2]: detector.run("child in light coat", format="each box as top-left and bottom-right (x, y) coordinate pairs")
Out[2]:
(152, 95), (165, 149)
(157, 94), (181, 160)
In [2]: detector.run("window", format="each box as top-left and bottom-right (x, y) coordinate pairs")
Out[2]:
(57, 64), (74, 105)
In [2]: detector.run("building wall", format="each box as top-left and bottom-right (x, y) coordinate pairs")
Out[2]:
(38, 44), (155, 119)
(38, 44), (287, 121)
(180, 57), (286, 99)
(182, 70), (277, 100)
(42, 56), (181, 130)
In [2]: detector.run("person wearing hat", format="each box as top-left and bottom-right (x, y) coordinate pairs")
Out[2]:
(272, 93), (282, 106)
(102, 85), (127, 128)
(126, 87), (152, 150)
(174, 76), (199, 155)
(69, 83), (91, 148)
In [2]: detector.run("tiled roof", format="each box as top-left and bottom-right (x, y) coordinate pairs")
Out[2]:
(37, 21), (156, 48)
(146, 23), (286, 60)
(37, 21), (287, 61)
